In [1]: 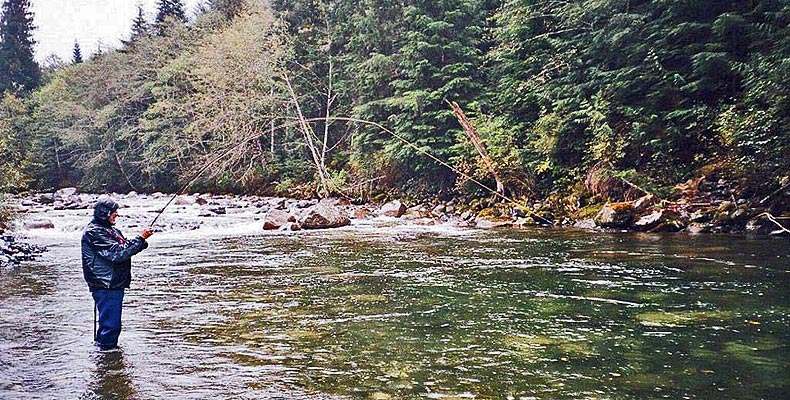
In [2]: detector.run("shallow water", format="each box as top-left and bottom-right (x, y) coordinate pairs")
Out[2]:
(1, 199), (788, 399)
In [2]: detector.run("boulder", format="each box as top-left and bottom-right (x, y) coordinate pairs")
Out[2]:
(38, 193), (55, 204)
(689, 208), (713, 223)
(300, 199), (317, 208)
(730, 205), (751, 225)
(352, 208), (373, 219)
(207, 206), (226, 215)
(299, 203), (350, 229)
(174, 196), (194, 205)
(380, 200), (406, 217)
(270, 198), (287, 210)
(717, 201), (734, 213)
(23, 219), (55, 230)
(594, 202), (634, 229)
(282, 222), (301, 231)
(195, 197), (208, 205)
(633, 194), (657, 212)
(633, 210), (686, 232)
(573, 218), (597, 230)
(54, 187), (78, 201)
(263, 209), (293, 230)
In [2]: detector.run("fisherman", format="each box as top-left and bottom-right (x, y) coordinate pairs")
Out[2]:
(81, 196), (153, 350)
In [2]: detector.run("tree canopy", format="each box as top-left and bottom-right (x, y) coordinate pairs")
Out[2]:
(0, 0), (786, 207)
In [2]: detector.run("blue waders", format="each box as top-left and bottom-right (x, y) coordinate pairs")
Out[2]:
(92, 289), (125, 350)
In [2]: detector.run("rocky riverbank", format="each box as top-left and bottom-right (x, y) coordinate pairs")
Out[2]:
(4, 177), (789, 249)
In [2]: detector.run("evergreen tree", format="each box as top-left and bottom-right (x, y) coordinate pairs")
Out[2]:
(130, 4), (149, 42)
(210, 0), (244, 20)
(0, 0), (41, 93)
(368, 0), (489, 190)
(72, 40), (82, 64)
(155, 0), (187, 35)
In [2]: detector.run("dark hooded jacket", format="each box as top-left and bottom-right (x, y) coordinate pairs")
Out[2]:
(81, 197), (148, 291)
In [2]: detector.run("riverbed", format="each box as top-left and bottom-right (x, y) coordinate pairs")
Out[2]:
(1, 195), (788, 399)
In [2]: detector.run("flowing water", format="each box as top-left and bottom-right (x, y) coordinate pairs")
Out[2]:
(1, 196), (788, 399)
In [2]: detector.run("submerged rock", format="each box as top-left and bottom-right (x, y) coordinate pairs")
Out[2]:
(23, 219), (55, 230)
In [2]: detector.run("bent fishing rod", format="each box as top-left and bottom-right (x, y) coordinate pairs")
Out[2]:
(149, 115), (553, 227)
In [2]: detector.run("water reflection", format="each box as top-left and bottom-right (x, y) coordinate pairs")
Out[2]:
(81, 349), (136, 400)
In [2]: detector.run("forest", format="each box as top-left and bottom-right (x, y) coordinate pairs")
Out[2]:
(1, 0), (788, 219)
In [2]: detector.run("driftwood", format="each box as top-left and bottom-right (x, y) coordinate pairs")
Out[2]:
(449, 101), (504, 195)
(754, 212), (790, 235)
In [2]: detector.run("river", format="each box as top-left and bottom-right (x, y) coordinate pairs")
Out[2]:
(1, 195), (788, 399)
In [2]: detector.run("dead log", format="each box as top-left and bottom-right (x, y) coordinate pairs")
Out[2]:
(449, 101), (504, 195)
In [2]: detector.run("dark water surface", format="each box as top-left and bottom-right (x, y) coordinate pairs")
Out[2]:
(1, 223), (788, 399)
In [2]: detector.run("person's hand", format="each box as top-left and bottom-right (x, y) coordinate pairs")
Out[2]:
(141, 227), (154, 240)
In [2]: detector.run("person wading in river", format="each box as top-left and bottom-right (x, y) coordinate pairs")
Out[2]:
(82, 196), (153, 350)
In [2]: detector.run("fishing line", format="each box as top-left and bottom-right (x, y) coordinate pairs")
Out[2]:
(149, 115), (553, 226)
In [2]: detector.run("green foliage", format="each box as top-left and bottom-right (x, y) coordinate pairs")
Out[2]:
(485, 0), (789, 196)
(72, 41), (83, 64)
(0, 0), (40, 93)
(0, 0), (785, 204)
(0, 92), (33, 191)
(155, 0), (187, 35)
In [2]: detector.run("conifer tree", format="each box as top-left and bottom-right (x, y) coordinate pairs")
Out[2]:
(72, 40), (82, 64)
(155, 0), (187, 35)
(0, 0), (40, 93)
(130, 4), (149, 41)
(210, 0), (244, 20)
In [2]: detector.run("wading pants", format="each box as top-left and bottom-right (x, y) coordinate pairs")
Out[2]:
(91, 289), (125, 350)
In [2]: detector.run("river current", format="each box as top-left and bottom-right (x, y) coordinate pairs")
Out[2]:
(1, 195), (788, 399)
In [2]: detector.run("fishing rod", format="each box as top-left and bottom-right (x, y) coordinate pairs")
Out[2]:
(149, 114), (553, 227)
(148, 118), (318, 227)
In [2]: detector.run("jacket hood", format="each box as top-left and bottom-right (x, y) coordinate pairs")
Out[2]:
(93, 196), (119, 225)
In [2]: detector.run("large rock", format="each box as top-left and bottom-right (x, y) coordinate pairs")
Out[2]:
(352, 208), (373, 219)
(263, 209), (295, 230)
(54, 187), (78, 202)
(299, 202), (350, 229)
(174, 196), (194, 205)
(380, 200), (407, 217)
(633, 194), (657, 212)
(594, 202), (634, 229)
(633, 210), (686, 232)
(38, 193), (55, 204)
(23, 219), (55, 230)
